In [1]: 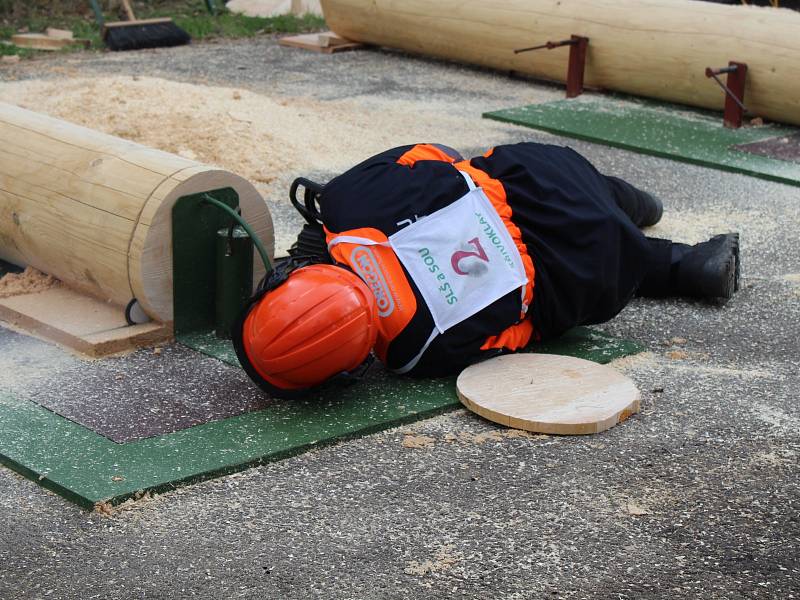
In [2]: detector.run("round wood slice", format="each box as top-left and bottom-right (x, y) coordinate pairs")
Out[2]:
(456, 354), (640, 435)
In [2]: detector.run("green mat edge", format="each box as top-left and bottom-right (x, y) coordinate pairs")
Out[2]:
(0, 391), (460, 511)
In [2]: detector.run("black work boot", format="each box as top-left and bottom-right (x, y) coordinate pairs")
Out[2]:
(672, 233), (740, 302)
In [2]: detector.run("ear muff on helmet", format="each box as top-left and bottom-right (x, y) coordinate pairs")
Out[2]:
(232, 263), (379, 399)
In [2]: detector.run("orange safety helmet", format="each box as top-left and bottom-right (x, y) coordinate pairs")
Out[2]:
(233, 263), (379, 397)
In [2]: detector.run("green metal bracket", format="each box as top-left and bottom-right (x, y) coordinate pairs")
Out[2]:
(172, 188), (240, 337)
(0, 259), (23, 278)
(215, 226), (253, 339)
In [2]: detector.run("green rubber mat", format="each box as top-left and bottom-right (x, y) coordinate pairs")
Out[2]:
(0, 327), (640, 510)
(484, 97), (800, 187)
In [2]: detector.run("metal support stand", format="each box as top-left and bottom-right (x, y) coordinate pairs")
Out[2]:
(705, 61), (748, 128)
(514, 35), (589, 98)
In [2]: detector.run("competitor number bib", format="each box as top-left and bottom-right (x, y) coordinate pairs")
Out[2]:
(388, 181), (527, 333)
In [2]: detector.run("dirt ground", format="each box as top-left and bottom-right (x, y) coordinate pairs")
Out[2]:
(1, 37), (799, 599)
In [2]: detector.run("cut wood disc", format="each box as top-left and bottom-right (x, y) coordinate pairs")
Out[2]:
(456, 354), (640, 435)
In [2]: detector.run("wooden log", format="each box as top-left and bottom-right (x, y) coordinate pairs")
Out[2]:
(0, 101), (274, 323)
(320, 0), (800, 126)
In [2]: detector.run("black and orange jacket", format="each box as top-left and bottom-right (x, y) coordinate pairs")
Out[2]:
(320, 143), (536, 377)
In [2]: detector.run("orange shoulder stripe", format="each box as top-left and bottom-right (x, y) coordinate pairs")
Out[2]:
(397, 144), (458, 167)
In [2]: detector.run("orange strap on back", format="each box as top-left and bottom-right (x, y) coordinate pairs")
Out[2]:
(324, 226), (417, 362)
(397, 144), (459, 167)
(454, 157), (538, 352)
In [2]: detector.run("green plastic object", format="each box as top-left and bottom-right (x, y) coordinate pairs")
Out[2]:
(172, 188), (240, 337)
(215, 226), (253, 339)
(484, 96), (800, 187)
(0, 259), (22, 278)
(172, 189), (272, 342)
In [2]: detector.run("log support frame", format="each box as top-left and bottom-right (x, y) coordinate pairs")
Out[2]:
(566, 35), (589, 98)
(723, 61), (748, 129)
(514, 35), (589, 98)
(706, 61), (749, 128)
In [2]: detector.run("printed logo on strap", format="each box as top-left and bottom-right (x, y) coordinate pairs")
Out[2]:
(350, 245), (395, 317)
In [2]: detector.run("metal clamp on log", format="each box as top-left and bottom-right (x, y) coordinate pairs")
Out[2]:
(514, 35), (589, 98)
(705, 62), (748, 128)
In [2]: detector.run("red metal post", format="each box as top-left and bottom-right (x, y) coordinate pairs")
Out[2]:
(723, 61), (747, 128)
(566, 35), (589, 98)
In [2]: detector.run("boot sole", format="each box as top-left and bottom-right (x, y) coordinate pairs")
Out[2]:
(700, 233), (739, 302)
(732, 233), (741, 292)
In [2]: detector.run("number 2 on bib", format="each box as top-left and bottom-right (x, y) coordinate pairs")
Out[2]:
(451, 237), (489, 276)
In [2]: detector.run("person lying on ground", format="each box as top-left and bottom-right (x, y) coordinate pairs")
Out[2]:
(233, 142), (740, 397)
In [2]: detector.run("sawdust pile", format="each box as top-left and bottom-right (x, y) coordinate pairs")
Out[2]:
(0, 266), (60, 299)
(0, 75), (513, 202)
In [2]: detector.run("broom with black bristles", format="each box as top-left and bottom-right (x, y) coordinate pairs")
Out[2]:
(91, 0), (191, 51)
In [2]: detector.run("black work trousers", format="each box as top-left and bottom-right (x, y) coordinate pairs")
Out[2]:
(471, 144), (678, 341)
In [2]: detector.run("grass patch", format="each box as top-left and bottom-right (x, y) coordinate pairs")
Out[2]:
(0, 1), (326, 57)
(0, 43), (34, 58)
(174, 11), (326, 40)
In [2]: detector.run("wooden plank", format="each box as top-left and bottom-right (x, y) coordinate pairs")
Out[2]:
(0, 287), (171, 357)
(45, 28), (74, 40)
(10, 33), (89, 51)
(227, 0), (322, 17)
(321, 0), (800, 126)
(278, 32), (364, 54)
(456, 353), (640, 435)
(11, 34), (73, 51)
